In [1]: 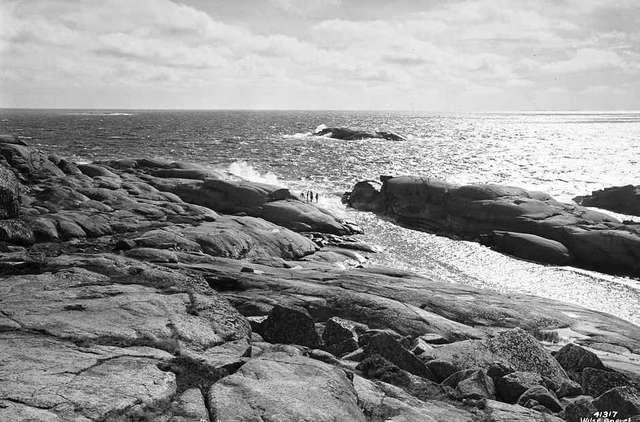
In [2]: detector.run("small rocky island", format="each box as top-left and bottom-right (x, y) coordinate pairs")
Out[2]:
(313, 126), (408, 141)
(1, 137), (640, 421)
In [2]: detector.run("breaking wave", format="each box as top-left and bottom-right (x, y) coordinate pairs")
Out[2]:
(227, 161), (284, 187)
(283, 123), (329, 140)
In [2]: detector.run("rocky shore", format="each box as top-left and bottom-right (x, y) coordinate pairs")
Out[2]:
(343, 176), (640, 277)
(1, 138), (640, 421)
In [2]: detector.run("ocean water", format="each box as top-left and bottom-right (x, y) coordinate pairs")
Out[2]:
(2, 109), (640, 325)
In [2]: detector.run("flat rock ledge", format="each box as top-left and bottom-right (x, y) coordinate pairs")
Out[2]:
(1, 139), (639, 421)
(343, 176), (640, 277)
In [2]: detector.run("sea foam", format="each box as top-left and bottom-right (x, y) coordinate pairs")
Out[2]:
(227, 161), (284, 187)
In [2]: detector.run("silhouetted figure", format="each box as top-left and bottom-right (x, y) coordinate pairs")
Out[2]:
(315, 192), (319, 203)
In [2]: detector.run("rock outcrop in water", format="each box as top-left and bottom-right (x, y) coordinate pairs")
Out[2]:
(1, 138), (640, 421)
(574, 185), (640, 217)
(343, 176), (640, 277)
(314, 126), (407, 141)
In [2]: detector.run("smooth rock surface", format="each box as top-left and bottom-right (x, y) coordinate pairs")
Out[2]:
(208, 352), (366, 421)
(483, 230), (572, 265)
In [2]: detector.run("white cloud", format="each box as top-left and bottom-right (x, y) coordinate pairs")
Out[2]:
(268, 0), (341, 15)
(543, 48), (625, 73)
(0, 0), (639, 109)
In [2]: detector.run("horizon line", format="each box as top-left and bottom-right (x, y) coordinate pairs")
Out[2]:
(2, 106), (640, 114)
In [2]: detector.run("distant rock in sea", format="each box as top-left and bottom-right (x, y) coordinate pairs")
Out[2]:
(314, 126), (407, 141)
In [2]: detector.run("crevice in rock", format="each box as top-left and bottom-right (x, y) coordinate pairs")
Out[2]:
(202, 384), (216, 422)
(205, 275), (245, 292)
(159, 355), (246, 394)
(71, 334), (183, 356)
(96, 394), (174, 422)
(0, 259), (49, 276)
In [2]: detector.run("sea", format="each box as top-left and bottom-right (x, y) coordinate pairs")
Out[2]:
(2, 109), (639, 325)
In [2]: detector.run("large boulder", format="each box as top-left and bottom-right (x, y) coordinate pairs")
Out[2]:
(322, 317), (365, 357)
(495, 371), (546, 403)
(208, 352), (366, 421)
(259, 305), (322, 348)
(166, 177), (290, 215)
(482, 231), (572, 265)
(345, 175), (640, 277)
(356, 354), (444, 401)
(580, 367), (632, 397)
(575, 184), (640, 216)
(554, 343), (605, 374)
(432, 329), (570, 390)
(517, 385), (563, 413)
(442, 369), (495, 400)
(344, 180), (384, 212)
(359, 330), (433, 379)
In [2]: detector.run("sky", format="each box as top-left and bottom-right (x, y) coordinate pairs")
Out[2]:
(0, 0), (639, 110)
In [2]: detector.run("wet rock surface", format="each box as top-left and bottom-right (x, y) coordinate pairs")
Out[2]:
(1, 139), (639, 421)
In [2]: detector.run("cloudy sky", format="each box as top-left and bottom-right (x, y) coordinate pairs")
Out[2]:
(0, 0), (639, 110)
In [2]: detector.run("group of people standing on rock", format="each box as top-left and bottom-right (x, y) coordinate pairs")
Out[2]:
(302, 190), (319, 203)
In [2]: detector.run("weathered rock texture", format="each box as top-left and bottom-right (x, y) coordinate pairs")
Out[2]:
(344, 175), (640, 277)
(1, 139), (639, 421)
